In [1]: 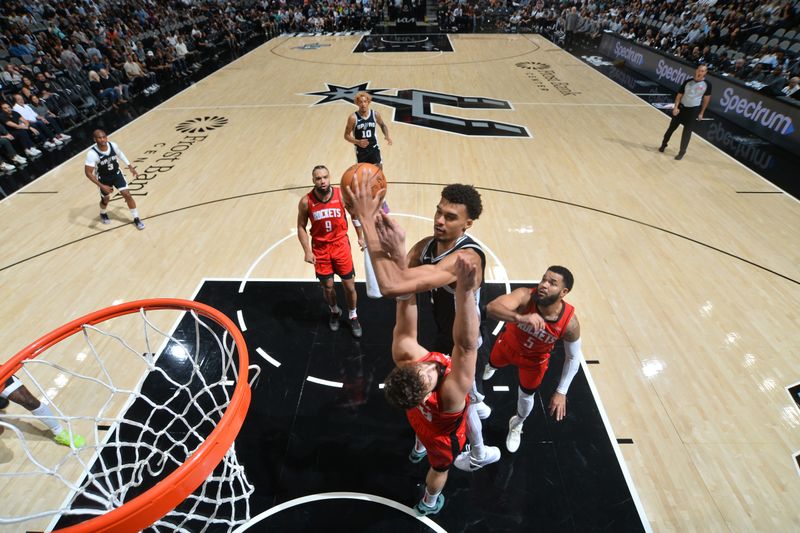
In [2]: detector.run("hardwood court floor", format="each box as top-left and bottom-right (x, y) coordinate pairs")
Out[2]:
(1, 34), (798, 531)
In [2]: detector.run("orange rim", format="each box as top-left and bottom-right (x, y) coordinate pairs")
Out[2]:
(0, 298), (250, 533)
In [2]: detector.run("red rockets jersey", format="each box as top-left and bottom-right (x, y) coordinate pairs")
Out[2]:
(504, 288), (575, 358)
(307, 187), (349, 245)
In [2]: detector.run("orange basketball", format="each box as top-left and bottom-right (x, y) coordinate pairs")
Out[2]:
(340, 163), (387, 201)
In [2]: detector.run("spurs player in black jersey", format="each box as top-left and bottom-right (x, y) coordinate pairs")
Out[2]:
(347, 180), (532, 472)
(344, 91), (392, 167)
(83, 129), (144, 230)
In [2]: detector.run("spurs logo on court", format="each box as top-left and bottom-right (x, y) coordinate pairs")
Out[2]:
(305, 82), (530, 138)
(175, 116), (229, 133)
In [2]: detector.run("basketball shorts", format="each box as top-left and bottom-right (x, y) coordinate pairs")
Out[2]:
(408, 412), (467, 472)
(356, 147), (381, 165)
(1, 376), (22, 399)
(489, 333), (550, 391)
(98, 171), (128, 194)
(313, 238), (355, 280)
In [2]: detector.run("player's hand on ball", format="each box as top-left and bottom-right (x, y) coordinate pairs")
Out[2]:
(345, 167), (382, 219)
(374, 211), (406, 259)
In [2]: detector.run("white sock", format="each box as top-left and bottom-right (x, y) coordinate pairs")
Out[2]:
(100, 208), (107, 214)
(329, 304), (339, 313)
(348, 308), (357, 319)
(466, 403), (485, 458)
(517, 387), (535, 420)
(130, 208), (139, 219)
(423, 486), (440, 507)
(414, 435), (426, 453)
(31, 403), (63, 435)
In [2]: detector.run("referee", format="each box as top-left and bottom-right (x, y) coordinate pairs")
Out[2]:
(659, 64), (712, 160)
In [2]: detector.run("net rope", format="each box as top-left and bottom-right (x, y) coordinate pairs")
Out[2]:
(0, 306), (254, 532)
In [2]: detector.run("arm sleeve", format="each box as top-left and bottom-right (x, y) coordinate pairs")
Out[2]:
(84, 149), (98, 167)
(556, 338), (583, 395)
(112, 142), (131, 166)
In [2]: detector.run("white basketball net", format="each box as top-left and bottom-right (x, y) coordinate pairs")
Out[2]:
(0, 306), (255, 532)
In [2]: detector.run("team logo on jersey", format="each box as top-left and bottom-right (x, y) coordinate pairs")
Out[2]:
(175, 116), (229, 133)
(305, 82), (530, 138)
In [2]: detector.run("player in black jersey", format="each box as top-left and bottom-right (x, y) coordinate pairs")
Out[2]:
(344, 91), (392, 168)
(347, 178), (522, 472)
(83, 129), (144, 230)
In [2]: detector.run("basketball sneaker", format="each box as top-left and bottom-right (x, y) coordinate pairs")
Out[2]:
(350, 317), (362, 338)
(482, 363), (496, 381)
(506, 415), (524, 453)
(100, 213), (111, 224)
(453, 444), (501, 472)
(328, 307), (341, 331)
(134, 218), (145, 230)
(414, 494), (444, 516)
(409, 444), (427, 463)
(54, 429), (86, 448)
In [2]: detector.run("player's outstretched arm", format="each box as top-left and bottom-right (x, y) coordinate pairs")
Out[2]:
(548, 315), (582, 421)
(391, 293), (427, 365)
(487, 287), (545, 332)
(440, 255), (479, 411)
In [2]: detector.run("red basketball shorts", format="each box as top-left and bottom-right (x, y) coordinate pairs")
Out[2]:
(313, 238), (354, 279)
(408, 410), (468, 471)
(489, 333), (550, 391)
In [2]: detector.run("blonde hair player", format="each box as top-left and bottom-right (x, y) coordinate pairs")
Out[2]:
(344, 91), (392, 169)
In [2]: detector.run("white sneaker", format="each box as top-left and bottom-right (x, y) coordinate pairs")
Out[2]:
(43, 141), (56, 149)
(52, 138), (63, 146)
(506, 415), (524, 453)
(453, 444), (501, 472)
(473, 401), (492, 420)
(13, 154), (27, 164)
(482, 364), (496, 381)
(25, 148), (41, 157)
(1, 162), (15, 172)
(57, 133), (72, 140)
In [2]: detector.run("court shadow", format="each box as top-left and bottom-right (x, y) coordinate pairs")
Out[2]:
(603, 136), (663, 153)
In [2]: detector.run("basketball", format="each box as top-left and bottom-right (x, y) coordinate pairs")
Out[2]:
(340, 163), (387, 201)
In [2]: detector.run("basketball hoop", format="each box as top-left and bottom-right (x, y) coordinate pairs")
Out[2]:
(0, 299), (255, 532)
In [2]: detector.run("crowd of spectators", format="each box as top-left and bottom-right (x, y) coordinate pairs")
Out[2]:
(2, 0), (798, 178)
(0, 0), (387, 178)
(436, 0), (800, 98)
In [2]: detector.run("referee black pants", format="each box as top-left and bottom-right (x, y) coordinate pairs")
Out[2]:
(662, 104), (700, 154)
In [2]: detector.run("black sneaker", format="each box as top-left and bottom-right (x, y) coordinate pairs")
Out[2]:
(658, 144), (667, 153)
(100, 213), (111, 224)
(329, 308), (341, 331)
(350, 317), (362, 338)
(0, 396), (9, 409)
(674, 152), (685, 160)
(134, 218), (145, 230)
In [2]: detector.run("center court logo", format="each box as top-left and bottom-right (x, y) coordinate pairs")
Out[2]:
(306, 82), (530, 137)
(111, 117), (229, 201)
(515, 62), (581, 96)
(719, 88), (794, 135)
